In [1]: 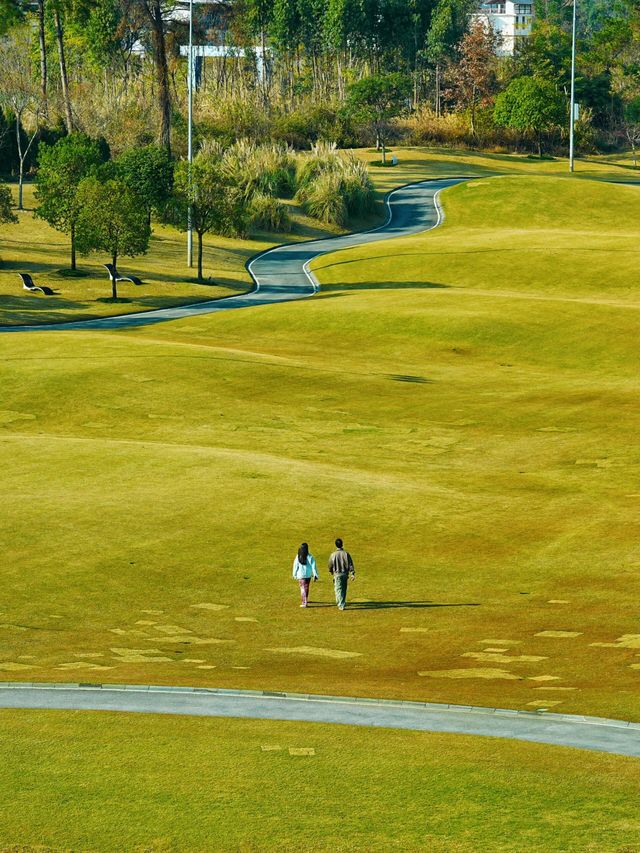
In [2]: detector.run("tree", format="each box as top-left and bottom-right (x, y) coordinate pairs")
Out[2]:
(75, 176), (151, 298)
(447, 20), (501, 138)
(621, 97), (640, 167)
(35, 133), (105, 270)
(346, 73), (412, 164)
(426, 0), (475, 115)
(138, 0), (172, 152)
(494, 75), (566, 156)
(115, 145), (173, 226)
(0, 184), (17, 223)
(51, 0), (74, 133)
(0, 28), (43, 209)
(170, 154), (248, 282)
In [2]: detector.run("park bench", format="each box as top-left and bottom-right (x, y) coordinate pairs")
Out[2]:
(103, 263), (143, 286)
(19, 273), (55, 295)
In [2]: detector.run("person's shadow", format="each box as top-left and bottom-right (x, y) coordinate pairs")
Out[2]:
(307, 601), (480, 610)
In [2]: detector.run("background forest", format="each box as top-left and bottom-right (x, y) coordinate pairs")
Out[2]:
(1, 0), (640, 178)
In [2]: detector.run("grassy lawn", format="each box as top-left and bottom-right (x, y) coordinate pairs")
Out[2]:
(0, 149), (635, 327)
(1, 710), (639, 853)
(0, 150), (639, 723)
(0, 185), (348, 327)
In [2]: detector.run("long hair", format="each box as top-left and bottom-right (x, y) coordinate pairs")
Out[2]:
(298, 542), (309, 566)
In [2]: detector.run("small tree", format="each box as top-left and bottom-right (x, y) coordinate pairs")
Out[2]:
(447, 20), (500, 138)
(346, 73), (412, 165)
(0, 27), (43, 209)
(75, 176), (151, 298)
(170, 154), (248, 282)
(35, 133), (104, 270)
(494, 76), (566, 157)
(0, 184), (17, 224)
(114, 145), (174, 227)
(621, 97), (640, 168)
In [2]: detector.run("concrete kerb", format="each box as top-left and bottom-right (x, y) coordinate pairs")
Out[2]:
(1, 681), (638, 733)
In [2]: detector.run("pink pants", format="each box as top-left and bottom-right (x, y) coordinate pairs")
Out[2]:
(298, 578), (310, 605)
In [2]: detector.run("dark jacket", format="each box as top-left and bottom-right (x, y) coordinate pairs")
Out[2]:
(328, 548), (355, 577)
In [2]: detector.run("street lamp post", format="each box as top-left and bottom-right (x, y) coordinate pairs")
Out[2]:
(187, 0), (193, 267)
(569, 0), (577, 173)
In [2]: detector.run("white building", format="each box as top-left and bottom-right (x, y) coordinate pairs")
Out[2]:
(473, 1), (534, 55)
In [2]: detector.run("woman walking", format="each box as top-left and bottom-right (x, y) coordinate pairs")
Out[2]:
(292, 543), (318, 608)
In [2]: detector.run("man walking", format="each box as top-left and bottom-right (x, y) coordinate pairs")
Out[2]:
(328, 538), (355, 611)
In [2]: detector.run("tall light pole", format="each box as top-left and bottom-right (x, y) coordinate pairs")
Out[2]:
(187, 0), (194, 267)
(569, 0), (577, 173)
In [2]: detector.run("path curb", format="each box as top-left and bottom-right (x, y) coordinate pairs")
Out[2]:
(2, 681), (638, 731)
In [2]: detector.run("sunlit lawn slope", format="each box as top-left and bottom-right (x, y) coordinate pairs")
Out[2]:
(1, 711), (639, 853)
(0, 159), (639, 722)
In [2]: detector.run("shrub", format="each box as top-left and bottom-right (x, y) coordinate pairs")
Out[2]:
(296, 143), (375, 224)
(340, 156), (376, 217)
(296, 141), (342, 197)
(223, 140), (296, 200)
(248, 192), (293, 233)
(301, 171), (348, 226)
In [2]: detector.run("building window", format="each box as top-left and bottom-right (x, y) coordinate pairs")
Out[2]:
(515, 3), (532, 13)
(481, 3), (506, 13)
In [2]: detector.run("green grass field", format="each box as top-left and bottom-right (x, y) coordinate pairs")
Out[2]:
(1, 710), (639, 853)
(1, 149), (639, 851)
(0, 186), (349, 326)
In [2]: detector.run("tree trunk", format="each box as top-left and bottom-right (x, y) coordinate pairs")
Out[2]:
(260, 27), (268, 104)
(381, 139), (387, 166)
(197, 231), (203, 281)
(435, 63), (441, 117)
(70, 222), (76, 271)
(15, 113), (24, 210)
(37, 0), (48, 115)
(146, 0), (171, 154)
(54, 6), (73, 133)
(538, 133), (542, 158)
(112, 251), (118, 298)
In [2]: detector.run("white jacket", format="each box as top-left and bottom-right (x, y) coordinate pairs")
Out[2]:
(292, 554), (318, 580)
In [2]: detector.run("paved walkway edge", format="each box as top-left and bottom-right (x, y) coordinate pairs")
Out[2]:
(3, 682), (640, 756)
(2, 681), (639, 729)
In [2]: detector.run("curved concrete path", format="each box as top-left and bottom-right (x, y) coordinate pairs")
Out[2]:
(1, 683), (639, 757)
(0, 178), (465, 333)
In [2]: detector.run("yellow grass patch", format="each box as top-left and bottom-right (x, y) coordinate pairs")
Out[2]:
(418, 668), (519, 680)
(265, 646), (362, 659)
(0, 411), (36, 424)
(528, 675), (560, 682)
(535, 687), (578, 691)
(190, 603), (230, 611)
(535, 631), (583, 638)
(289, 748), (316, 756)
(154, 625), (192, 635)
(0, 662), (34, 671)
(591, 635), (640, 649)
(462, 652), (547, 663)
(57, 662), (113, 671)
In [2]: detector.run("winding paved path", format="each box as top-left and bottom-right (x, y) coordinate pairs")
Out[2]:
(0, 178), (465, 333)
(1, 683), (639, 757)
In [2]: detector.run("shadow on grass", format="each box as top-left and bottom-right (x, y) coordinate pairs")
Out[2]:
(320, 281), (449, 293)
(307, 601), (480, 610)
